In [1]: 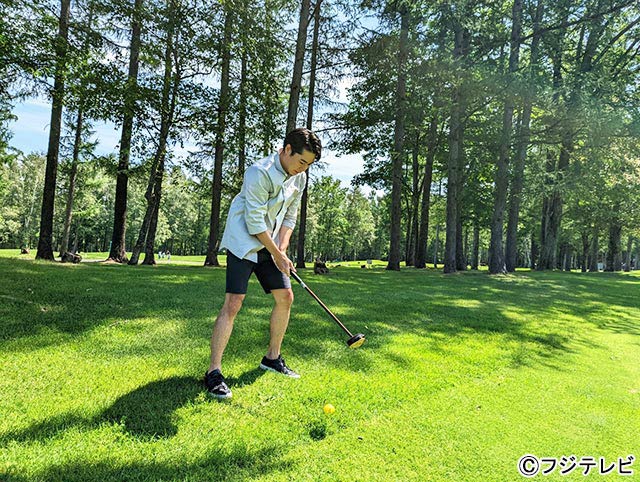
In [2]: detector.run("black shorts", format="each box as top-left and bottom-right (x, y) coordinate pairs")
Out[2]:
(226, 249), (291, 294)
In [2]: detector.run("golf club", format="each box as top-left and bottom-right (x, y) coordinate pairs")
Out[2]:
(290, 271), (366, 349)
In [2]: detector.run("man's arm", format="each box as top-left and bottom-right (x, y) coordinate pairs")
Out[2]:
(277, 226), (294, 252)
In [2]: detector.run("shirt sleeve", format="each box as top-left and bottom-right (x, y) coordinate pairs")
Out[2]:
(244, 167), (272, 235)
(282, 173), (305, 230)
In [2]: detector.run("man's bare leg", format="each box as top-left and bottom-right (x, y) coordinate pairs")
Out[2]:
(208, 293), (245, 373)
(265, 288), (294, 359)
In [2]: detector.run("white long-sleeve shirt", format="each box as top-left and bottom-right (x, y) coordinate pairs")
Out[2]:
(220, 153), (306, 262)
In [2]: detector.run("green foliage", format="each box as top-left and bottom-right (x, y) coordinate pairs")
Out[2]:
(307, 175), (348, 260)
(343, 186), (376, 259)
(0, 153), (46, 248)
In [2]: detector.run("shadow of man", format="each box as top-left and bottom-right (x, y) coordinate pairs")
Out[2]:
(101, 376), (201, 439)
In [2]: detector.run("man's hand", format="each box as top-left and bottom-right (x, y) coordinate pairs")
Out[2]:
(273, 250), (296, 276)
(254, 231), (296, 276)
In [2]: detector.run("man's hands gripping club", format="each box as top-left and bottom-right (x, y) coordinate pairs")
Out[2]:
(255, 230), (296, 276)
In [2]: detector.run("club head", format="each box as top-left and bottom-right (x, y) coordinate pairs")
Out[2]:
(347, 333), (366, 349)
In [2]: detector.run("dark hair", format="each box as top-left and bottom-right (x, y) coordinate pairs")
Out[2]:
(283, 128), (322, 161)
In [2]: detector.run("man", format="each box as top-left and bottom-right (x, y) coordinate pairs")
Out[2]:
(205, 128), (322, 399)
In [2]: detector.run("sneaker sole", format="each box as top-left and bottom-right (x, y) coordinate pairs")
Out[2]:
(259, 363), (301, 379)
(207, 391), (233, 399)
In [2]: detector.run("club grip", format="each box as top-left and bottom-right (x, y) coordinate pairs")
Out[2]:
(290, 271), (305, 287)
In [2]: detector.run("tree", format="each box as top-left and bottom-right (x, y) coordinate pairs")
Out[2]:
(286, 0), (312, 133)
(386, 3), (409, 271)
(444, 22), (467, 274)
(129, 0), (181, 266)
(204, 2), (233, 267)
(414, 113), (439, 268)
(36, 0), (71, 261)
(488, 0), (522, 275)
(58, 3), (100, 257)
(505, 0), (543, 272)
(295, 0), (322, 269)
(108, 0), (144, 263)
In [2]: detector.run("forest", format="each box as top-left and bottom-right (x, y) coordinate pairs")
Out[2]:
(1, 0), (639, 273)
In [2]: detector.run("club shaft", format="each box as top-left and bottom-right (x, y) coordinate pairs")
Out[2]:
(290, 272), (354, 337)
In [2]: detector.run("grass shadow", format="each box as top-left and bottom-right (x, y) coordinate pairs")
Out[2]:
(101, 375), (201, 439)
(3, 445), (293, 482)
(1, 376), (202, 445)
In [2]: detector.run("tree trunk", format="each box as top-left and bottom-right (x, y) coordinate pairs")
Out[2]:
(471, 219), (480, 270)
(455, 118), (466, 272)
(296, 173), (310, 267)
(386, 6), (409, 272)
(36, 0), (71, 261)
(59, 109), (83, 256)
(296, 0), (321, 269)
(205, 8), (232, 267)
(455, 211), (465, 271)
(506, 0), (542, 272)
(625, 235), (632, 272)
(415, 114), (437, 269)
(581, 231), (589, 272)
(489, 0), (522, 274)
(140, 0), (179, 263)
(589, 228), (599, 272)
(406, 141), (420, 266)
(433, 223), (440, 269)
(444, 26), (465, 274)
(142, 188), (161, 265)
(563, 244), (572, 271)
(129, 150), (161, 266)
(530, 230), (538, 270)
(108, 0), (143, 263)
(286, 0), (311, 133)
(540, 137), (571, 270)
(605, 221), (622, 271)
(238, 41), (248, 187)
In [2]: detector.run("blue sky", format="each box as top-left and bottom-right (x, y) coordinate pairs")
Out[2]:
(8, 96), (368, 192)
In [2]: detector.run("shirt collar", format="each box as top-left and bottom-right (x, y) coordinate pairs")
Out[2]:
(273, 152), (291, 180)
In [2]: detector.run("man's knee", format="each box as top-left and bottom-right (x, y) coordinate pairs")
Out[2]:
(223, 294), (245, 317)
(273, 288), (294, 307)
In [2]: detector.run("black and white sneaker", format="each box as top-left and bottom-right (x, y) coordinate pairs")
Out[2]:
(259, 355), (300, 378)
(204, 369), (232, 399)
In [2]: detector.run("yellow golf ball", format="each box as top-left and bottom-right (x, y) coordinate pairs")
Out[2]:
(323, 403), (335, 415)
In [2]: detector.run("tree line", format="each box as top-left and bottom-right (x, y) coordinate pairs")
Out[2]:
(336, 0), (640, 272)
(1, 0), (639, 272)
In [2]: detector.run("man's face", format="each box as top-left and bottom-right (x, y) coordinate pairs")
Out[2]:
(281, 144), (316, 176)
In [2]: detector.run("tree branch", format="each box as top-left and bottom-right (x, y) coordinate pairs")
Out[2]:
(519, 0), (637, 43)
(593, 15), (640, 66)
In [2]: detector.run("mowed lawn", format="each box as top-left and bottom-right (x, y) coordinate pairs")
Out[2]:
(0, 252), (639, 481)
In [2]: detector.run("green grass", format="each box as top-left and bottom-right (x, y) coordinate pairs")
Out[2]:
(0, 251), (639, 481)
